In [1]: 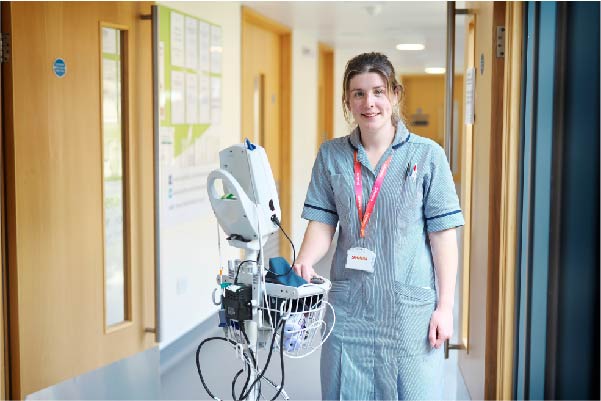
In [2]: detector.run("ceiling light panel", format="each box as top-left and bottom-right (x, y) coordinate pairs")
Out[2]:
(396, 43), (425, 51)
(425, 67), (446, 74)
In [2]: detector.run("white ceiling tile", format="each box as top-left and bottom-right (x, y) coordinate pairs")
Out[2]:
(244, 1), (467, 74)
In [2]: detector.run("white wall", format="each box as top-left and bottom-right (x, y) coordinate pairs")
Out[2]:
(334, 49), (357, 138)
(156, 1), (241, 348)
(290, 30), (319, 249)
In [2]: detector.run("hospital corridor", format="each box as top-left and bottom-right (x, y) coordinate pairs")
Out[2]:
(0, 1), (598, 400)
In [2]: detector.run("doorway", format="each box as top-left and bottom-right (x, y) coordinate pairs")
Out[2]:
(317, 43), (334, 152)
(241, 7), (292, 261)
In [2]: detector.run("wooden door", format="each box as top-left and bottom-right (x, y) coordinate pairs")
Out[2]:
(317, 43), (334, 152)
(401, 74), (464, 157)
(458, 5), (489, 399)
(458, 12), (476, 372)
(2, 2), (155, 398)
(241, 7), (291, 260)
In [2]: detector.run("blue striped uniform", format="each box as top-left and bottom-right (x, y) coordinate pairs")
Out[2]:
(302, 122), (465, 400)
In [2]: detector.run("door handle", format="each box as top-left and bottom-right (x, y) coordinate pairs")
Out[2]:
(444, 338), (467, 359)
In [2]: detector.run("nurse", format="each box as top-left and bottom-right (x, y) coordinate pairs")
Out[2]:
(293, 52), (464, 400)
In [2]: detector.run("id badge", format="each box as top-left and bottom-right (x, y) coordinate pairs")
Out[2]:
(345, 247), (376, 273)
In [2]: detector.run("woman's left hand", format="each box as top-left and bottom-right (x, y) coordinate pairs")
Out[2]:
(428, 306), (454, 349)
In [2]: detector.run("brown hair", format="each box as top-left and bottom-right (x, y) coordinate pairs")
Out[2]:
(342, 52), (405, 126)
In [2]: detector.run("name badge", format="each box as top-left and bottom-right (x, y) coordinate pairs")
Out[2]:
(345, 247), (376, 273)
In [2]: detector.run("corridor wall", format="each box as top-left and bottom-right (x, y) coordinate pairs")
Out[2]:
(155, 2), (324, 350)
(155, 1), (242, 348)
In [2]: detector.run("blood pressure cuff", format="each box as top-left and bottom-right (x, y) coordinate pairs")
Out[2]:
(265, 257), (307, 287)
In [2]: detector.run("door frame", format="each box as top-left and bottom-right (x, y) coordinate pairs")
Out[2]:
(1, 3), (17, 397)
(496, 2), (524, 399)
(482, 2), (507, 399)
(0, 3), (7, 397)
(317, 42), (333, 153)
(241, 7), (292, 260)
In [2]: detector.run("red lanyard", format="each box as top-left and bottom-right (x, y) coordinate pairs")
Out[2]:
(353, 151), (393, 238)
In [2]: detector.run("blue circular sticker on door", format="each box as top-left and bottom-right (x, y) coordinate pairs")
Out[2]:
(53, 58), (66, 78)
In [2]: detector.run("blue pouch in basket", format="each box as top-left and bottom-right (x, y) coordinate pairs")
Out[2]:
(266, 257), (307, 287)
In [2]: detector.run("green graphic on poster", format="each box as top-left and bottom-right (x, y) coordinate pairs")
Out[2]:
(158, 5), (223, 158)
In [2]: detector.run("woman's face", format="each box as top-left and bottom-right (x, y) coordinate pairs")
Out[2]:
(347, 72), (396, 135)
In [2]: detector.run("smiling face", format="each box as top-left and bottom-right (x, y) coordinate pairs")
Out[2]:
(346, 72), (397, 136)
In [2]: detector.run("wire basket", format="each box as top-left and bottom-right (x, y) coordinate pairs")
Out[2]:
(260, 281), (335, 358)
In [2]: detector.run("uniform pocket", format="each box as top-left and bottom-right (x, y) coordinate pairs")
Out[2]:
(393, 281), (436, 356)
(394, 177), (423, 228)
(394, 281), (436, 303)
(327, 280), (350, 314)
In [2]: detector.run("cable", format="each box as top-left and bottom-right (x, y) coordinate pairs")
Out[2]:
(197, 296), (292, 400)
(270, 322), (286, 401)
(262, 269), (275, 336)
(196, 333), (259, 401)
(238, 319), (284, 401)
(267, 215), (296, 277)
(239, 325), (257, 400)
(196, 336), (239, 401)
(234, 259), (257, 284)
(216, 222), (224, 272)
(232, 368), (247, 401)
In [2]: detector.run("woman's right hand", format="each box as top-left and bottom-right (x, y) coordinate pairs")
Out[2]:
(292, 262), (317, 282)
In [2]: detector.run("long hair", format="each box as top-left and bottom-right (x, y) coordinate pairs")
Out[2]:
(341, 52), (405, 126)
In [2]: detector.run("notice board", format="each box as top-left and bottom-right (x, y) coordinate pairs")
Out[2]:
(157, 4), (223, 225)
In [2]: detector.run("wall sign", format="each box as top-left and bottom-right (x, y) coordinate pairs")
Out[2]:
(157, 5), (224, 225)
(410, 107), (429, 127)
(465, 67), (476, 125)
(480, 53), (485, 75)
(53, 58), (66, 78)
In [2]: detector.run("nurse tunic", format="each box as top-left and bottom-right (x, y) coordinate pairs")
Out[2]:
(301, 122), (465, 400)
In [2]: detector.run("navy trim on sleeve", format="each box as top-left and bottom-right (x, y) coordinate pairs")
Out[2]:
(304, 203), (338, 216)
(425, 209), (462, 221)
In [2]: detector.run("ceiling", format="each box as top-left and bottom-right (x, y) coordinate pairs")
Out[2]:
(243, 1), (467, 74)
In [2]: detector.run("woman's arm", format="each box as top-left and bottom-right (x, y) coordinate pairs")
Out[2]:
(427, 227), (458, 349)
(292, 221), (336, 281)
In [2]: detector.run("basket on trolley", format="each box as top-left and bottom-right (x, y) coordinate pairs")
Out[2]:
(260, 280), (335, 358)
